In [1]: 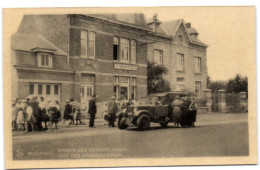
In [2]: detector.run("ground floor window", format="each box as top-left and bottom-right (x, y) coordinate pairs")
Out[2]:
(29, 83), (60, 101)
(195, 81), (201, 96)
(113, 76), (137, 100)
(176, 77), (185, 91)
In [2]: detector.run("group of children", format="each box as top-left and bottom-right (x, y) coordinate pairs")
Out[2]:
(12, 96), (61, 132)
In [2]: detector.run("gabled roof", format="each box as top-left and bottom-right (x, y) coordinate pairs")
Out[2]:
(161, 19), (207, 47)
(11, 33), (67, 56)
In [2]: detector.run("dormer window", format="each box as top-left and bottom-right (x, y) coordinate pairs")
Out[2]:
(37, 52), (53, 67)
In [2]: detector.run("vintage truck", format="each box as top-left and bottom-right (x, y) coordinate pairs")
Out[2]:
(117, 92), (195, 130)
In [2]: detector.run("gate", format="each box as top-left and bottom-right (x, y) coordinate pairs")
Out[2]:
(211, 91), (218, 112)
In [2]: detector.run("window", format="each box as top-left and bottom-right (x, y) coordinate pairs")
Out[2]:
(80, 85), (93, 98)
(130, 86), (136, 100)
(195, 57), (202, 73)
(54, 85), (59, 95)
(177, 53), (184, 71)
(88, 32), (95, 58)
(38, 84), (42, 95)
(86, 85), (93, 98)
(120, 38), (130, 62)
(176, 77), (185, 91)
(81, 30), (88, 57)
(29, 84), (34, 94)
(131, 40), (136, 64)
(178, 35), (183, 43)
(113, 37), (119, 60)
(130, 77), (137, 85)
(195, 81), (201, 96)
(37, 53), (52, 67)
(154, 49), (163, 65)
(46, 85), (51, 95)
(80, 85), (85, 98)
(81, 30), (95, 58)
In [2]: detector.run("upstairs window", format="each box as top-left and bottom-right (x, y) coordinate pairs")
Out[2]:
(113, 37), (119, 60)
(37, 53), (52, 67)
(194, 57), (202, 73)
(154, 49), (163, 65)
(81, 30), (95, 58)
(177, 53), (184, 71)
(120, 38), (130, 62)
(131, 40), (136, 64)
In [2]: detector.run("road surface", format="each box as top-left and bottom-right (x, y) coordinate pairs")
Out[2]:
(12, 113), (249, 160)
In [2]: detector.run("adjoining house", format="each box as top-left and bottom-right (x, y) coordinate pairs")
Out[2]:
(11, 14), (207, 116)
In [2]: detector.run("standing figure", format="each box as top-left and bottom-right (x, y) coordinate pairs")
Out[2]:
(39, 97), (48, 130)
(12, 100), (18, 130)
(30, 96), (40, 131)
(107, 96), (118, 127)
(88, 95), (97, 128)
(63, 100), (73, 127)
(171, 96), (182, 127)
(48, 102), (61, 130)
(25, 97), (36, 133)
(181, 96), (192, 127)
(189, 97), (198, 127)
(16, 99), (25, 130)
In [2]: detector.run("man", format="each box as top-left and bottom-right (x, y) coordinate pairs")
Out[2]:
(24, 97), (36, 133)
(64, 100), (73, 127)
(107, 96), (118, 127)
(88, 95), (97, 128)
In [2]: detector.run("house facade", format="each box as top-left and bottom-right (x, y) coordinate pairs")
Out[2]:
(147, 15), (208, 97)
(11, 14), (207, 116)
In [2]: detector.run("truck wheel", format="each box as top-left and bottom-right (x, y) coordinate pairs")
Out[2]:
(137, 114), (150, 130)
(160, 122), (168, 128)
(118, 115), (128, 130)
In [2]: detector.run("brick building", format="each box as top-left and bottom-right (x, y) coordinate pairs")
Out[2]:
(11, 14), (207, 116)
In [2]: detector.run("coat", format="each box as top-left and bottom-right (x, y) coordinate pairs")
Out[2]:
(107, 100), (118, 115)
(12, 107), (18, 122)
(88, 99), (97, 115)
(48, 107), (61, 122)
(64, 104), (72, 120)
(172, 99), (182, 123)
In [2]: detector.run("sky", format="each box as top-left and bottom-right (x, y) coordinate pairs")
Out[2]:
(8, 7), (255, 81)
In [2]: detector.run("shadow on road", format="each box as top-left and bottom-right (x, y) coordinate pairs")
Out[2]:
(127, 125), (204, 132)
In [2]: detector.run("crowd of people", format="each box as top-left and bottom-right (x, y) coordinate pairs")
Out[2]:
(11, 94), (197, 133)
(12, 96), (61, 132)
(171, 95), (198, 127)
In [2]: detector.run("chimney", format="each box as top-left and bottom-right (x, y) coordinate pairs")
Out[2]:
(186, 23), (191, 29)
(147, 13), (161, 33)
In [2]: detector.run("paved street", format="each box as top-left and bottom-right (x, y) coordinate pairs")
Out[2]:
(12, 113), (249, 160)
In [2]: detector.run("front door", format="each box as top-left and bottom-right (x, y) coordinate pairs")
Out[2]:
(80, 84), (93, 100)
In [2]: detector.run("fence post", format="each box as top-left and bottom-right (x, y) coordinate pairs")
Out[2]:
(217, 89), (226, 113)
(203, 89), (212, 112)
(239, 91), (247, 112)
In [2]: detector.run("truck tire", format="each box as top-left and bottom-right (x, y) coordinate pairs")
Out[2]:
(137, 114), (150, 130)
(118, 115), (128, 130)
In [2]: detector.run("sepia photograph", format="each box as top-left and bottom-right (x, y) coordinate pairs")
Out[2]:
(3, 6), (257, 169)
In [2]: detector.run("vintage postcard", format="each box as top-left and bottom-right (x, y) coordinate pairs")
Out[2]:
(3, 6), (257, 169)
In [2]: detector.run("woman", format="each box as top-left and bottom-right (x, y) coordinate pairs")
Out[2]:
(189, 97), (198, 127)
(171, 96), (182, 127)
